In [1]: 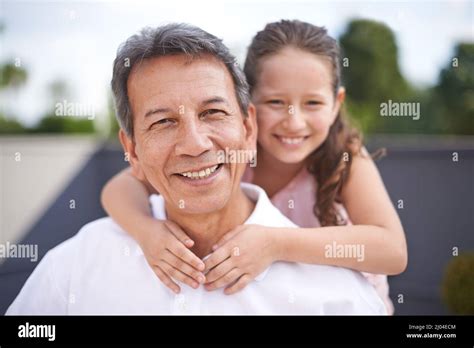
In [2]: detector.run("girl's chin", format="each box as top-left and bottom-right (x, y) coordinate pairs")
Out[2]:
(258, 139), (314, 164)
(272, 151), (310, 165)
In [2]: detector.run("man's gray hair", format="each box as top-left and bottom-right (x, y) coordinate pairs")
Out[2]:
(111, 23), (251, 137)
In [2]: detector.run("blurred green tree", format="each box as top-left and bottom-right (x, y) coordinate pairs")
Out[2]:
(32, 114), (95, 134)
(340, 19), (473, 135)
(30, 80), (95, 134)
(0, 22), (29, 133)
(340, 19), (412, 104)
(442, 252), (474, 314)
(0, 62), (29, 134)
(431, 43), (474, 135)
(339, 19), (418, 134)
(0, 62), (28, 90)
(0, 116), (27, 134)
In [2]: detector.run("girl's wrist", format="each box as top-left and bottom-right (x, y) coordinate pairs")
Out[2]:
(269, 227), (288, 262)
(133, 215), (159, 246)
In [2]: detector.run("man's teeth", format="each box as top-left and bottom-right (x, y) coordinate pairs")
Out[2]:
(279, 136), (305, 144)
(180, 165), (219, 179)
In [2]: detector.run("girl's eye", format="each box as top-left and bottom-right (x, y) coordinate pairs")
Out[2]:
(307, 100), (322, 106)
(200, 109), (227, 117)
(267, 99), (285, 106)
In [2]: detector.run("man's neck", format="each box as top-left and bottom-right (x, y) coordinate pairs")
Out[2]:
(165, 187), (255, 259)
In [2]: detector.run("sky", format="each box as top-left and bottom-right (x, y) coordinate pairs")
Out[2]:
(0, 0), (473, 126)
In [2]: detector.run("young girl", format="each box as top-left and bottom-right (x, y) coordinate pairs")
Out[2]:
(102, 20), (407, 314)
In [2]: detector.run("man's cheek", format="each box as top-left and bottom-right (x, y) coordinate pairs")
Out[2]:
(137, 151), (163, 181)
(215, 124), (245, 147)
(143, 156), (163, 177)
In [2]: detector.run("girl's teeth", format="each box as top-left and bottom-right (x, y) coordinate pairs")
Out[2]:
(280, 137), (305, 144)
(181, 165), (219, 179)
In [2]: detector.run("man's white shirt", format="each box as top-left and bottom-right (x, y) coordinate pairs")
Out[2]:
(7, 183), (387, 315)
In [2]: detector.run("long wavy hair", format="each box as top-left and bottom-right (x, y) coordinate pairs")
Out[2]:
(244, 19), (383, 226)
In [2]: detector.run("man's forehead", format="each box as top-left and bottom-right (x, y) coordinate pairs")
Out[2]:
(128, 54), (236, 101)
(129, 53), (231, 84)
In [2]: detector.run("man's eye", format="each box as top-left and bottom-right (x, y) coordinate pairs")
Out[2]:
(151, 118), (174, 128)
(200, 109), (227, 117)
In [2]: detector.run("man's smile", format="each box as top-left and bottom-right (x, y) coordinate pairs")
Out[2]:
(176, 163), (221, 179)
(172, 163), (225, 186)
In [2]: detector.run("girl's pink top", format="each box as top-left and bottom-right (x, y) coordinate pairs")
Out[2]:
(242, 166), (395, 315)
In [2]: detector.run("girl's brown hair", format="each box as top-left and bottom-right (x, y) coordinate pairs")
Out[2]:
(244, 19), (380, 226)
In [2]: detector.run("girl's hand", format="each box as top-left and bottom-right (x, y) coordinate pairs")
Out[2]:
(138, 219), (206, 294)
(203, 225), (279, 295)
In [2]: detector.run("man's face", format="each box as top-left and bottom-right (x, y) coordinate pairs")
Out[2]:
(121, 54), (256, 214)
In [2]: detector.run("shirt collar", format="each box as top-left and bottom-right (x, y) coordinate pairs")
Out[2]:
(150, 183), (272, 224)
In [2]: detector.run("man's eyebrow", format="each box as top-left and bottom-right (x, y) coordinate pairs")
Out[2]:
(143, 97), (230, 118)
(144, 107), (171, 118)
(201, 96), (230, 107)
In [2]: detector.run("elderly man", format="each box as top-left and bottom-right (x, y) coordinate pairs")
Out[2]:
(7, 23), (386, 315)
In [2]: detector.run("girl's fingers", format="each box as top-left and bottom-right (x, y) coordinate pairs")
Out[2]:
(224, 274), (252, 295)
(153, 265), (181, 294)
(204, 257), (235, 284)
(212, 226), (242, 251)
(160, 259), (200, 289)
(162, 249), (206, 284)
(204, 245), (231, 272)
(168, 240), (205, 272)
(164, 220), (194, 248)
(204, 268), (242, 291)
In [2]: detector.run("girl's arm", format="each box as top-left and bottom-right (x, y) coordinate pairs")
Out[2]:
(204, 152), (407, 293)
(101, 167), (156, 240)
(274, 152), (407, 275)
(101, 168), (206, 293)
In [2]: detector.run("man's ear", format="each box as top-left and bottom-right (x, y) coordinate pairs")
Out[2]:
(118, 129), (146, 181)
(243, 103), (258, 152)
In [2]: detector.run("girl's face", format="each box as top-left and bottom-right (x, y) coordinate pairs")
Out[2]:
(252, 47), (345, 164)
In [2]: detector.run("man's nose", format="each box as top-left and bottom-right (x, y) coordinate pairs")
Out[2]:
(175, 117), (213, 157)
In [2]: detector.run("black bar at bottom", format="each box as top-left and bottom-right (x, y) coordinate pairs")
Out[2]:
(0, 315), (472, 346)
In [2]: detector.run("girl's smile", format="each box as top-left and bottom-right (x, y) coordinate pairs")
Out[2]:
(273, 134), (310, 148)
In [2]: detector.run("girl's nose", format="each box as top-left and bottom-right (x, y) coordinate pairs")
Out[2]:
(282, 106), (306, 131)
